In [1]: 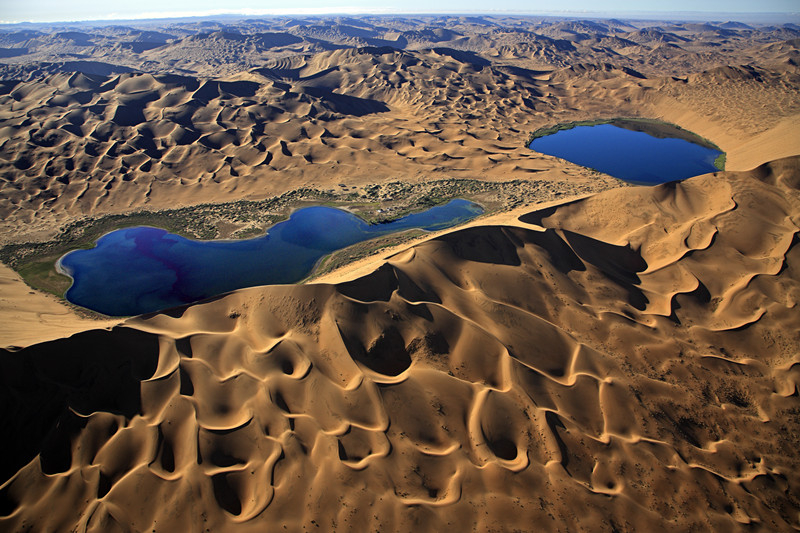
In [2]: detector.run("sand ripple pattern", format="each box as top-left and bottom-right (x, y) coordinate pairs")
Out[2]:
(6, 42), (798, 242)
(1, 159), (800, 531)
(0, 48), (600, 240)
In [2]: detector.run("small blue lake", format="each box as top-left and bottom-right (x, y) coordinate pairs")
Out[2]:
(59, 199), (483, 316)
(529, 122), (722, 184)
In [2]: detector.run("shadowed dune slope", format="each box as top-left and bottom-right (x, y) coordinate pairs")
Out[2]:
(1, 37), (798, 243)
(0, 50), (629, 242)
(1, 157), (799, 531)
(2, 17), (797, 79)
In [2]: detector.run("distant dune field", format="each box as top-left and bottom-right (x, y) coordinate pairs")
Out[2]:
(1, 15), (799, 532)
(1, 18), (798, 244)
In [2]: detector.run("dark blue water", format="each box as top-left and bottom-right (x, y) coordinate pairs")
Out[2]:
(529, 123), (722, 184)
(60, 199), (483, 316)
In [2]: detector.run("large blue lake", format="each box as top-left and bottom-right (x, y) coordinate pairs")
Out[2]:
(59, 199), (483, 316)
(529, 122), (722, 184)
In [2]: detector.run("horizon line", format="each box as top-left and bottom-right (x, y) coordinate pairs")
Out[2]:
(2, 8), (799, 26)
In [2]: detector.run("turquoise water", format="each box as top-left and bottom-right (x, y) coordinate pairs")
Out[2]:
(529, 123), (722, 184)
(59, 199), (483, 316)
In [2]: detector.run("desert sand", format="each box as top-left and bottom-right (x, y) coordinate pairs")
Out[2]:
(0, 262), (118, 347)
(1, 14), (799, 533)
(2, 157), (799, 531)
(1, 17), (799, 244)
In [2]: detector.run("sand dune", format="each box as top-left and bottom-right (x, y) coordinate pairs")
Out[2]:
(1, 15), (799, 532)
(1, 158), (798, 531)
(2, 15), (796, 82)
(0, 263), (118, 348)
(1, 39), (798, 243)
(0, 48), (630, 243)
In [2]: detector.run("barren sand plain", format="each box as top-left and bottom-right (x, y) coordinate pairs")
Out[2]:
(1, 14), (799, 532)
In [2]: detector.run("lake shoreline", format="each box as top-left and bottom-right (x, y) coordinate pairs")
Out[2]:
(60, 200), (485, 316)
(529, 120), (724, 183)
(528, 117), (726, 171)
(2, 177), (622, 307)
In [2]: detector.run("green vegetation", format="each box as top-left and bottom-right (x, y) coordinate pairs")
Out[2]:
(2, 176), (618, 306)
(233, 226), (269, 239)
(713, 152), (726, 171)
(17, 255), (73, 297)
(308, 229), (428, 280)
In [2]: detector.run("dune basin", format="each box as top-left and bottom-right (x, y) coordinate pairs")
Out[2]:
(1, 13), (799, 533)
(529, 120), (724, 183)
(58, 199), (484, 316)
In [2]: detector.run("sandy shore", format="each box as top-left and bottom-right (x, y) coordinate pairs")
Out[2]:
(0, 263), (118, 348)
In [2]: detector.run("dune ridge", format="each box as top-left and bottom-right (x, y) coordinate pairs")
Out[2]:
(2, 15), (800, 532)
(1, 158), (799, 531)
(1, 20), (798, 244)
(2, 16), (797, 79)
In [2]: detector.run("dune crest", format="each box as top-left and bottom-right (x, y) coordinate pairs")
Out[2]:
(1, 158), (799, 531)
(2, 20), (798, 243)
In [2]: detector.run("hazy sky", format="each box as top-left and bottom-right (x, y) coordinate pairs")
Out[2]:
(1, 0), (798, 23)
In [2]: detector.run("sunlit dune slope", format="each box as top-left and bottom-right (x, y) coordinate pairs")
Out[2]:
(2, 41), (798, 244)
(0, 47), (622, 242)
(1, 157), (798, 532)
(0, 262), (119, 348)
